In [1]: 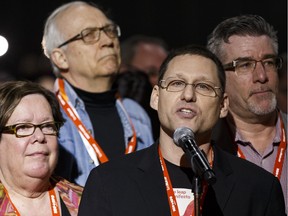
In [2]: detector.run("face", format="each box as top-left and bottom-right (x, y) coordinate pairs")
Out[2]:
(150, 54), (228, 141)
(132, 43), (167, 86)
(0, 94), (58, 182)
(222, 35), (279, 118)
(54, 4), (121, 80)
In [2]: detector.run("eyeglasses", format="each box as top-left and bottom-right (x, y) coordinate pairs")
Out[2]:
(159, 79), (222, 97)
(57, 24), (121, 48)
(223, 56), (282, 76)
(2, 122), (62, 138)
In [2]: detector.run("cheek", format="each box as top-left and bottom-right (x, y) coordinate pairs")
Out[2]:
(47, 139), (58, 165)
(199, 99), (221, 121)
(0, 138), (26, 163)
(70, 46), (93, 62)
(112, 41), (121, 63)
(268, 73), (279, 90)
(205, 106), (220, 121)
(157, 97), (172, 119)
(48, 138), (58, 152)
(157, 102), (166, 120)
(226, 75), (247, 95)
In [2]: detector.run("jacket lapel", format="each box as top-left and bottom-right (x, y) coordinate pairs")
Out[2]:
(129, 143), (172, 215)
(210, 145), (236, 210)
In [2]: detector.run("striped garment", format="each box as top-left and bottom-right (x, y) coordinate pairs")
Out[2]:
(0, 175), (83, 216)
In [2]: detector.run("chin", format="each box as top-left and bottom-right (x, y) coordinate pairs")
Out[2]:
(107, 63), (119, 71)
(26, 164), (54, 178)
(26, 170), (51, 180)
(248, 99), (277, 115)
(104, 68), (118, 77)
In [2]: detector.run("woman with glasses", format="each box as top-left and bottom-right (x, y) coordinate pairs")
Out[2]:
(0, 81), (82, 216)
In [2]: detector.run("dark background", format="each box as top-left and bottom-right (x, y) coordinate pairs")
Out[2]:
(0, 0), (287, 81)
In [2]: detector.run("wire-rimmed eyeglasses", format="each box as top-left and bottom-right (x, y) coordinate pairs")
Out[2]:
(57, 24), (121, 48)
(223, 56), (282, 76)
(158, 79), (222, 97)
(1, 121), (62, 138)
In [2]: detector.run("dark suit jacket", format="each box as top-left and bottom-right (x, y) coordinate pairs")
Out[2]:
(79, 142), (286, 216)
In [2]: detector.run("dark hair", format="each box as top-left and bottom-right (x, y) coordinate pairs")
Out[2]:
(158, 44), (226, 93)
(113, 70), (152, 107)
(120, 34), (169, 67)
(0, 81), (65, 139)
(207, 14), (278, 61)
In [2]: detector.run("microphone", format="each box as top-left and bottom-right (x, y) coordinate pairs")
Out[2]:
(173, 127), (216, 185)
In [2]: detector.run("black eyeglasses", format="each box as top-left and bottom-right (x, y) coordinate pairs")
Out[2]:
(2, 122), (62, 138)
(58, 24), (121, 48)
(223, 56), (282, 76)
(159, 79), (222, 97)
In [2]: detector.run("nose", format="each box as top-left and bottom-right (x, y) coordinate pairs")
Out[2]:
(252, 61), (268, 83)
(180, 84), (196, 102)
(32, 127), (45, 142)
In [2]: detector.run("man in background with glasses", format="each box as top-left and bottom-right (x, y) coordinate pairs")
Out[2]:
(207, 14), (287, 212)
(41, 1), (154, 187)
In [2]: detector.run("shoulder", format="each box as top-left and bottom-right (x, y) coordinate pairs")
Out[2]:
(121, 98), (146, 112)
(213, 145), (277, 180)
(99, 143), (155, 168)
(118, 98), (151, 123)
(89, 143), (157, 179)
(83, 143), (159, 195)
(214, 146), (275, 180)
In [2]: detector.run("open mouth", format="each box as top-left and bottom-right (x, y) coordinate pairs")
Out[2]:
(177, 108), (197, 118)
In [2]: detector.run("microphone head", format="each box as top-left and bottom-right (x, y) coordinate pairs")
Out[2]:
(173, 127), (195, 146)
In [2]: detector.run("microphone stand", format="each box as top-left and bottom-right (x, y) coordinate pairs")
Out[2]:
(186, 149), (216, 216)
(192, 175), (202, 216)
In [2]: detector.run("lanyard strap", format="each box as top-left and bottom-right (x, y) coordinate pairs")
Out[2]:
(158, 147), (213, 216)
(56, 78), (137, 164)
(4, 187), (60, 216)
(158, 148), (180, 216)
(237, 114), (287, 180)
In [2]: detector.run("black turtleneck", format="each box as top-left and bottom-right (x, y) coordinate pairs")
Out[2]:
(72, 86), (125, 159)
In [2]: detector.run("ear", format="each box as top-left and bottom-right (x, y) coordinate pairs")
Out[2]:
(150, 85), (160, 111)
(219, 93), (229, 118)
(50, 48), (69, 70)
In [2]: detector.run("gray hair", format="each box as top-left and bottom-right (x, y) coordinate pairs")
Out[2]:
(42, 1), (100, 77)
(207, 14), (279, 61)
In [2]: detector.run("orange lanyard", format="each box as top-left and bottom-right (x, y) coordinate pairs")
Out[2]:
(56, 78), (137, 164)
(237, 115), (286, 180)
(158, 147), (212, 216)
(158, 148), (180, 216)
(4, 187), (60, 216)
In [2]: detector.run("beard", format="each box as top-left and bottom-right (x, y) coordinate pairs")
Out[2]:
(247, 92), (277, 115)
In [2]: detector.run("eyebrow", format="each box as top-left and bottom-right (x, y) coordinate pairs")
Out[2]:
(234, 54), (277, 62)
